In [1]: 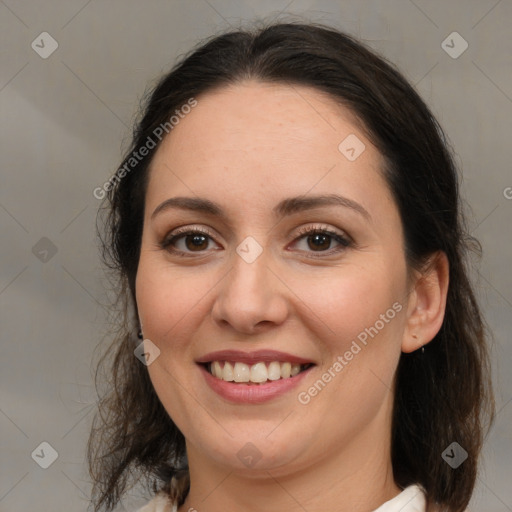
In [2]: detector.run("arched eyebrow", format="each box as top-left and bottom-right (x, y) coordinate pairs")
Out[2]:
(151, 194), (371, 222)
(274, 194), (370, 221)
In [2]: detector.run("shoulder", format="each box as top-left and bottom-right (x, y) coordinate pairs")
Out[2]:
(137, 491), (176, 512)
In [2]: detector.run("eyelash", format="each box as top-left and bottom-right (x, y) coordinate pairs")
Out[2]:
(160, 224), (352, 258)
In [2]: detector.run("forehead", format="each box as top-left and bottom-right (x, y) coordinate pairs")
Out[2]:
(155, 81), (367, 159)
(146, 81), (394, 220)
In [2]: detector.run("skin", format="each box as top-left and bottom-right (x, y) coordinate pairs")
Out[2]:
(135, 81), (449, 512)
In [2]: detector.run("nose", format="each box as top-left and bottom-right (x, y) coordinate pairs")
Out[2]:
(211, 248), (289, 335)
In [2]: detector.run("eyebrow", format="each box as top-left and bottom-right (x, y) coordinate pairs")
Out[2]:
(151, 194), (371, 222)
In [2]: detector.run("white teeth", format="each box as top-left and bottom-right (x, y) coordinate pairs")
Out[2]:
(223, 361), (234, 381)
(250, 362), (268, 383)
(212, 361), (222, 378)
(208, 360), (309, 383)
(267, 361), (281, 381)
(280, 362), (291, 379)
(233, 362), (250, 382)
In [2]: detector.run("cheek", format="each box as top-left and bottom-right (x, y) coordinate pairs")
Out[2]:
(291, 269), (405, 430)
(292, 264), (405, 353)
(135, 258), (215, 349)
(135, 260), (214, 428)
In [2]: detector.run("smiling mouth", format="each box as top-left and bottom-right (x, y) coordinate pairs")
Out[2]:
(204, 361), (314, 384)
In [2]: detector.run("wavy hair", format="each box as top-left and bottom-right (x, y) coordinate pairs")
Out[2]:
(88, 22), (495, 512)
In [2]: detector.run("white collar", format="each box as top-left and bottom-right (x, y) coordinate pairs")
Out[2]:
(372, 484), (426, 512)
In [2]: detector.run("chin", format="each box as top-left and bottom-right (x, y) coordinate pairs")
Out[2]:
(187, 427), (314, 475)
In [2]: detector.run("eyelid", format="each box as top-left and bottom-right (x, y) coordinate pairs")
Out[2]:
(293, 223), (351, 242)
(165, 224), (218, 239)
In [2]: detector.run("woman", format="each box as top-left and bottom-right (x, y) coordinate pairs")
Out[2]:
(88, 22), (494, 512)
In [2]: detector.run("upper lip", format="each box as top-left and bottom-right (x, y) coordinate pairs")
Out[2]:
(196, 349), (314, 365)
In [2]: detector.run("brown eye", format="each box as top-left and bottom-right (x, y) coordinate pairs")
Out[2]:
(161, 228), (220, 255)
(184, 234), (209, 251)
(306, 233), (332, 251)
(292, 227), (351, 256)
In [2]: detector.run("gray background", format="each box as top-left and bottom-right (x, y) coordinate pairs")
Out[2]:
(1, 1), (511, 510)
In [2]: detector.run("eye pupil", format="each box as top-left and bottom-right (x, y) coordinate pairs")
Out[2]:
(186, 234), (208, 251)
(308, 233), (330, 251)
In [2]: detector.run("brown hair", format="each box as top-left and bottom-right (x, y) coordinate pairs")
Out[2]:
(88, 22), (495, 512)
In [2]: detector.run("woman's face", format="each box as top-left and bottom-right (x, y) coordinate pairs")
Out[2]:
(136, 82), (411, 477)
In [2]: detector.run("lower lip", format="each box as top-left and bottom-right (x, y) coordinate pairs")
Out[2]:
(199, 364), (313, 404)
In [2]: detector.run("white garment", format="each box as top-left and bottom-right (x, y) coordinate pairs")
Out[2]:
(137, 491), (175, 512)
(373, 484), (426, 512)
(137, 484), (426, 512)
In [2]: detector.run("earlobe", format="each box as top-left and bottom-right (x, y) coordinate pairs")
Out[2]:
(402, 251), (450, 353)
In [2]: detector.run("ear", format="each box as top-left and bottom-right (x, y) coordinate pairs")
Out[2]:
(402, 251), (449, 353)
